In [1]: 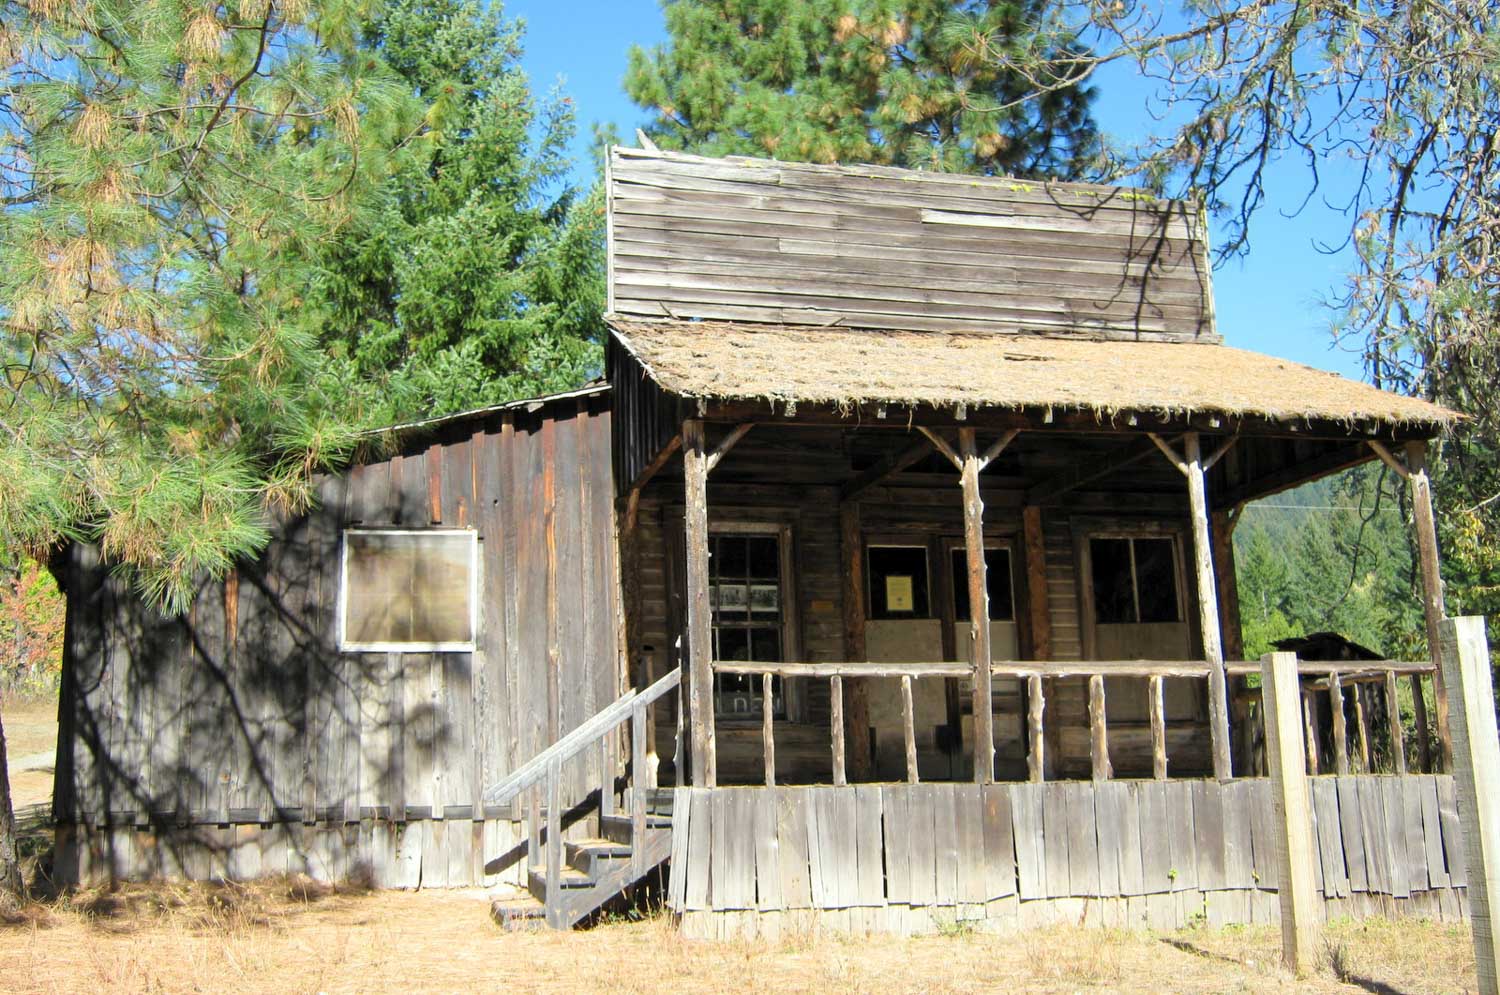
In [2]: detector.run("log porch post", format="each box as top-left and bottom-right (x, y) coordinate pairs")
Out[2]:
(682, 419), (715, 787)
(1152, 431), (1233, 780)
(840, 503), (873, 781)
(959, 429), (994, 784)
(1407, 441), (1453, 773)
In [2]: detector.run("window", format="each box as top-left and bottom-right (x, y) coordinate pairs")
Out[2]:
(339, 529), (478, 651)
(710, 532), (786, 717)
(950, 547), (1015, 622)
(867, 545), (931, 619)
(1089, 536), (1180, 624)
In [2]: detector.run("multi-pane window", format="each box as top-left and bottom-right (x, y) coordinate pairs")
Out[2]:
(340, 529), (478, 651)
(710, 533), (786, 717)
(950, 547), (1015, 622)
(1089, 536), (1181, 624)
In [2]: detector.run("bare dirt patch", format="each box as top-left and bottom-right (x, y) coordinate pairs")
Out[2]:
(0, 880), (1478, 994)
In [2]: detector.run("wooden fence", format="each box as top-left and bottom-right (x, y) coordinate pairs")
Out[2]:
(667, 776), (1468, 939)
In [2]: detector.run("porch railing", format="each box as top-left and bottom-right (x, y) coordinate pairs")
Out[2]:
(711, 657), (1440, 786)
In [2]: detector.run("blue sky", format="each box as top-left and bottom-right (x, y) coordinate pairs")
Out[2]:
(511, 0), (1369, 380)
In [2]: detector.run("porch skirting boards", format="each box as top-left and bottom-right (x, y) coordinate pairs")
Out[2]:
(52, 816), (534, 891)
(667, 777), (1470, 939)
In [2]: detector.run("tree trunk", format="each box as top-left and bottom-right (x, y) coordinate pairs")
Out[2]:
(0, 705), (22, 896)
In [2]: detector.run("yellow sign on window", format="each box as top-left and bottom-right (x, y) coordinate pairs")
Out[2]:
(886, 575), (914, 612)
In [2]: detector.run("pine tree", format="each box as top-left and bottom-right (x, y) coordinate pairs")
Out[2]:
(313, 0), (606, 421)
(625, 0), (1099, 177)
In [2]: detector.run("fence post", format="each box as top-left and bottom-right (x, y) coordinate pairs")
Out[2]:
(1440, 616), (1500, 995)
(1260, 651), (1321, 975)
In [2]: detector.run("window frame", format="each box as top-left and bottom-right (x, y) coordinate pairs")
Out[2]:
(1073, 519), (1192, 661)
(707, 520), (797, 721)
(865, 541), (935, 620)
(941, 537), (1018, 625)
(337, 527), (481, 653)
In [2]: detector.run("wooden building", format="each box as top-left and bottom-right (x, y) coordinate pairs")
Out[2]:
(53, 147), (1469, 935)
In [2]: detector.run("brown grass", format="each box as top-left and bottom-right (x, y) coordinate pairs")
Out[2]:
(5, 698), (59, 810)
(0, 880), (1478, 994)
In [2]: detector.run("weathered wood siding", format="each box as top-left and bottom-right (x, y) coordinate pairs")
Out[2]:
(669, 776), (1469, 938)
(608, 147), (1216, 343)
(53, 391), (620, 887)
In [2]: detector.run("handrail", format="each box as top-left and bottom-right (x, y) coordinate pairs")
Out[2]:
(483, 668), (681, 806)
(712, 658), (1436, 679)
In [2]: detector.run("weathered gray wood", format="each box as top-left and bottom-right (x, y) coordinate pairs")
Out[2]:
(933, 783), (960, 902)
(777, 788), (813, 909)
(1382, 775), (1411, 898)
(1042, 782), (1071, 897)
(981, 784), (1016, 900)
(1311, 778), (1348, 898)
(1011, 783), (1045, 901)
(1440, 616), (1500, 992)
(1117, 783), (1146, 897)
(882, 785), (911, 904)
(685, 788), (713, 910)
(1064, 782), (1101, 897)
(1094, 781), (1122, 897)
(1223, 781), (1255, 891)
(682, 420), (715, 787)
(713, 660), (971, 678)
(1261, 651), (1322, 975)
(1402, 775), (1429, 894)
(545, 759), (562, 928)
(1438, 774), (1468, 887)
(1165, 780), (1198, 892)
(1193, 780), (1228, 892)
(1027, 673), (1045, 783)
(855, 786), (885, 907)
(1180, 433), (1231, 780)
(1421, 775), (1450, 889)
(955, 784), (986, 904)
(910, 784), (938, 906)
(1358, 776), (1390, 894)
(609, 148), (1216, 343)
(754, 788), (782, 911)
(1336, 777), (1369, 892)
(668, 786), (692, 910)
(806, 789), (831, 907)
(720, 790), (756, 910)
(631, 706), (647, 877)
(1139, 780), (1172, 894)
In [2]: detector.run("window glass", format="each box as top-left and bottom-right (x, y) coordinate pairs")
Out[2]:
(867, 545), (931, 619)
(1132, 538), (1181, 623)
(710, 533), (786, 717)
(1089, 536), (1181, 625)
(342, 530), (475, 649)
(1089, 537), (1137, 624)
(950, 548), (1015, 623)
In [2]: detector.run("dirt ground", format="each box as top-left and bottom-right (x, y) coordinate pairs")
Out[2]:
(0, 879), (1479, 994)
(4, 698), (58, 812)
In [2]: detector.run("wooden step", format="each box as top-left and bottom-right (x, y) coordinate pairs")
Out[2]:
(528, 865), (595, 897)
(490, 895), (547, 931)
(566, 837), (633, 877)
(600, 812), (672, 846)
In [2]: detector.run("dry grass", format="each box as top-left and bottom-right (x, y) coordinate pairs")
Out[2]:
(5, 698), (59, 810)
(0, 880), (1478, 994)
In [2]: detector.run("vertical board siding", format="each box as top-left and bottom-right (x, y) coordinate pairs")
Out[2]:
(669, 775), (1471, 932)
(57, 393), (619, 887)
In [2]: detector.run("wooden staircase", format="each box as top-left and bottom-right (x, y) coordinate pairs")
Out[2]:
(484, 671), (681, 930)
(492, 795), (676, 930)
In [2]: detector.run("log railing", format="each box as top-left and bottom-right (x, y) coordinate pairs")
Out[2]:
(711, 658), (1440, 786)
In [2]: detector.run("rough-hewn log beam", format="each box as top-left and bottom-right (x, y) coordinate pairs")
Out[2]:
(704, 423), (753, 474)
(840, 502), (872, 781)
(1025, 435), (1167, 505)
(1407, 440), (1453, 773)
(959, 428), (994, 784)
(840, 437), (934, 502)
(682, 419), (714, 787)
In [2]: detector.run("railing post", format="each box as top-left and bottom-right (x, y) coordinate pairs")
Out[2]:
(599, 737), (614, 819)
(902, 675), (919, 784)
(1353, 682), (1371, 772)
(1149, 674), (1168, 780)
(527, 784), (541, 873)
(831, 675), (847, 786)
(1261, 651), (1321, 976)
(1408, 441), (1452, 772)
(1384, 669), (1406, 775)
(762, 673), (776, 787)
(545, 757), (563, 929)
(1329, 672), (1350, 776)
(1027, 673), (1045, 783)
(1440, 615), (1500, 994)
(1088, 674), (1111, 781)
(632, 703), (647, 878)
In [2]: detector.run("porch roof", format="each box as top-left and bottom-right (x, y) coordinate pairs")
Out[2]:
(607, 318), (1457, 432)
